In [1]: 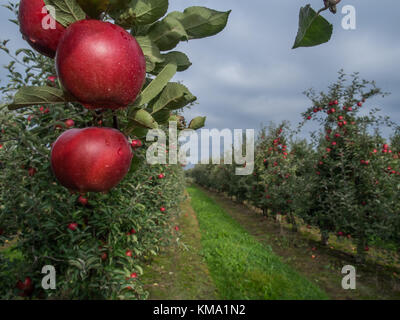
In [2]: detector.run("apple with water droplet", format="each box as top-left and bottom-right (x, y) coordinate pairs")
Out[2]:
(51, 127), (133, 192)
(18, 0), (65, 58)
(56, 20), (146, 110)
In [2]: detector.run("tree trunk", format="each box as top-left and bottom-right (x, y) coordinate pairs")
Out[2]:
(288, 213), (298, 232)
(356, 239), (367, 264)
(321, 230), (329, 246)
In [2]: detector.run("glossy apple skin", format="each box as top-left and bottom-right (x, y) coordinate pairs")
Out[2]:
(18, 0), (65, 58)
(56, 20), (146, 110)
(51, 127), (133, 193)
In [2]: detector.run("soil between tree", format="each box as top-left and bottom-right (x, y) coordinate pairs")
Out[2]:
(141, 192), (218, 300)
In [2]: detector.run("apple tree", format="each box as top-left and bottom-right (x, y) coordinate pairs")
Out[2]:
(299, 71), (400, 260)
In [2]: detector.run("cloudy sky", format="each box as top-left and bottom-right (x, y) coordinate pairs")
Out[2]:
(1, 0), (399, 140)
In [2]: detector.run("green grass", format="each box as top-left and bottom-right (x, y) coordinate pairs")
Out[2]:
(187, 186), (328, 300)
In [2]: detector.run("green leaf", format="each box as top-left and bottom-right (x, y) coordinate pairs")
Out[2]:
(7, 86), (75, 110)
(292, 5), (333, 49)
(152, 109), (170, 124)
(148, 16), (188, 51)
(116, 0), (169, 27)
(76, 0), (108, 18)
(150, 82), (196, 113)
(43, 0), (86, 27)
(153, 51), (191, 74)
(128, 109), (158, 129)
(128, 155), (144, 173)
(188, 116), (206, 130)
(132, 62), (177, 108)
(168, 6), (231, 39)
(127, 126), (149, 138)
(136, 36), (164, 72)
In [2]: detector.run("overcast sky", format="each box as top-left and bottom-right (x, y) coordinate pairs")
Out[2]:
(1, 0), (399, 140)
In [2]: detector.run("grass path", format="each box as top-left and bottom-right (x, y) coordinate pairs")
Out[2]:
(143, 187), (327, 299)
(186, 186), (327, 300)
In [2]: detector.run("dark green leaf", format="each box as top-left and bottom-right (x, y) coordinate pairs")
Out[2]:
(292, 5), (333, 49)
(188, 116), (206, 130)
(148, 16), (188, 51)
(116, 0), (169, 27)
(131, 62), (177, 108)
(153, 51), (191, 74)
(168, 6), (231, 39)
(136, 36), (164, 72)
(150, 82), (196, 113)
(7, 86), (75, 110)
(44, 0), (86, 27)
(128, 109), (158, 129)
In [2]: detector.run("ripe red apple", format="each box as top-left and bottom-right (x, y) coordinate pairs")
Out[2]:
(131, 139), (142, 148)
(48, 75), (57, 82)
(130, 272), (138, 279)
(68, 222), (78, 231)
(28, 167), (37, 177)
(160, 207), (166, 213)
(158, 173), (165, 179)
(65, 119), (75, 128)
(126, 250), (133, 257)
(51, 127), (133, 192)
(18, 0), (65, 58)
(56, 20), (146, 110)
(101, 252), (108, 261)
(78, 195), (88, 206)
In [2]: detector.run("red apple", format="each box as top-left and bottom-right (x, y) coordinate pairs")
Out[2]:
(18, 0), (65, 58)
(78, 195), (88, 206)
(68, 222), (78, 231)
(126, 250), (133, 257)
(51, 127), (133, 192)
(28, 167), (37, 177)
(130, 272), (138, 279)
(131, 139), (142, 148)
(65, 119), (75, 128)
(56, 20), (146, 110)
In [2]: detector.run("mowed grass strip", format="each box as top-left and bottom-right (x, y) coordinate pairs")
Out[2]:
(187, 186), (328, 300)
